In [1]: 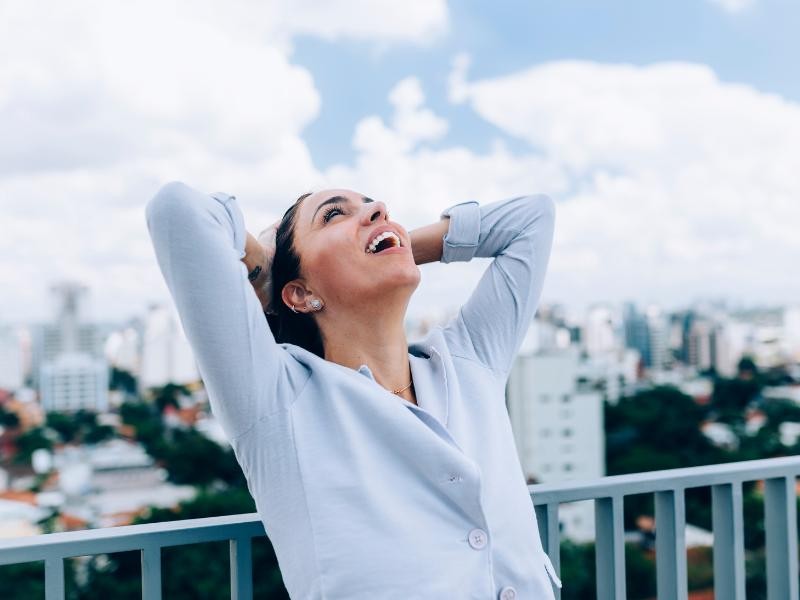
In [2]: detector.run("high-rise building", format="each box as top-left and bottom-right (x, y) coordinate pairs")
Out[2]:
(139, 304), (198, 389)
(506, 347), (604, 541)
(623, 302), (650, 367)
(29, 283), (107, 389)
(584, 303), (622, 357)
(40, 353), (109, 413)
(783, 306), (800, 363)
(0, 326), (24, 392)
(645, 305), (669, 372)
(38, 282), (109, 413)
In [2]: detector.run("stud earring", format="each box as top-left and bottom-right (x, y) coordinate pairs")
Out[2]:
(309, 298), (322, 310)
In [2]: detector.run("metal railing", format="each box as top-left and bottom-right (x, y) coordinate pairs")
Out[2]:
(1, 456), (799, 599)
(532, 455), (800, 600)
(0, 513), (264, 600)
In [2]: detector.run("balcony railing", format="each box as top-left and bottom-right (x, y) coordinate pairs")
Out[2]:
(2, 456), (800, 600)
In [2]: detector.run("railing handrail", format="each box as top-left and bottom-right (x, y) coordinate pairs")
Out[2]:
(0, 512), (264, 565)
(527, 454), (800, 504)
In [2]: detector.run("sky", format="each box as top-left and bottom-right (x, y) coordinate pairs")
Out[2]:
(1, 0), (799, 324)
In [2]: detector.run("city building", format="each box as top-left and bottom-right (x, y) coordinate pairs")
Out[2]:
(506, 346), (605, 541)
(583, 303), (623, 357)
(37, 283), (109, 413)
(139, 304), (199, 389)
(40, 353), (109, 413)
(0, 326), (24, 392)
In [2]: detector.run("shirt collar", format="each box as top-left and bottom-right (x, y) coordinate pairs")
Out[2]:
(357, 364), (374, 380)
(356, 342), (448, 425)
(356, 344), (440, 380)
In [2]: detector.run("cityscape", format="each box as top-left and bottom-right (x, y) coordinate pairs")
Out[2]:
(1, 280), (799, 597)
(3, 1), (798, 596)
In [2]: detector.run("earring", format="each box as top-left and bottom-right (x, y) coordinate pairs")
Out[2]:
(289, 305), (298, 314)
(309, 298), (322, 311)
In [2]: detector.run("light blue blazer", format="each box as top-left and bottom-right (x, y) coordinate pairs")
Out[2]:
(145, 182), (560, 599)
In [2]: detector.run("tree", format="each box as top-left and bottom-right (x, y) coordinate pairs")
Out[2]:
(109, 367), (138, 395)
(13, 427), (54, 464)
(0, 405), (20, 428)
(151, 383), (191, 413)
(606, 385), (724, 476)
(45, 410), (115, 446)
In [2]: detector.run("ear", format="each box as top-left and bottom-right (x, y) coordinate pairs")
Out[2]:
(281, 279), (312, 312)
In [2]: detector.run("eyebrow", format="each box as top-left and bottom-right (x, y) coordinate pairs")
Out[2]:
(311, 195), (374, 224)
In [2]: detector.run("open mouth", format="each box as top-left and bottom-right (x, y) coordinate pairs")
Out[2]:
(366, 231), (402, 254)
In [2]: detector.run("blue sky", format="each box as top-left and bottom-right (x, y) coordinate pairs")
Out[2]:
(297, 0), (800, 168)
(1, 0), (798, 322)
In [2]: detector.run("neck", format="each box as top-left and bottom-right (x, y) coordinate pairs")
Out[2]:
(321, 304), (411, 394)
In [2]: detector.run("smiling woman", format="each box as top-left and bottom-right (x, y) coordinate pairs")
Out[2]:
(145, 181), (559, 599)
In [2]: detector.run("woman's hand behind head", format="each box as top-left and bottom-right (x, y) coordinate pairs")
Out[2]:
(242, 218), (281, 314)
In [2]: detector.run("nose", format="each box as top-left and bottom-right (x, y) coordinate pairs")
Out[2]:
(361, 200), (389, 225)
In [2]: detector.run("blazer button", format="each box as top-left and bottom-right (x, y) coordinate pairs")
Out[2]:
(468, 528), (487, 550)
(498, 586), (517, 600)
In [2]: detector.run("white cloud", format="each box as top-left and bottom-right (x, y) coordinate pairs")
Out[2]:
(707, 0), (756, 14)
(447, 54), (800, 310)
(0, 0), (450, 321)
(279, 0), (448, 45)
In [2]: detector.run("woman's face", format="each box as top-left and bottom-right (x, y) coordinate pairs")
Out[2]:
(289, 188), (421, 312)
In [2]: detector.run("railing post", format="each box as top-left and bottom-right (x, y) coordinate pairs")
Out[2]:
(230, 536), (253, 600)
(141, 545), (162, 600)
(45, 557), (65, 600)
(712, 482), (745, 600)
(535, 502), (561, 599)
(595, 496), (626, 600)
(765, 476), (799, 600)
(655, 489), (687, 600)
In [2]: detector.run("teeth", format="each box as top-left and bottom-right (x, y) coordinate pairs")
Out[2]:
(367, 231), (400, 253)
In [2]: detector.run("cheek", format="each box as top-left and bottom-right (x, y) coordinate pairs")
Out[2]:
(305, 240), (367, 291)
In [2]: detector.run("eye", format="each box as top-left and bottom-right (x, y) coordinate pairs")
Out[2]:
(322, 205), (345, 223)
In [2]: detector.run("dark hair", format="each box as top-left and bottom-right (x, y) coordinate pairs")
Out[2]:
(265, 192), (325, 358)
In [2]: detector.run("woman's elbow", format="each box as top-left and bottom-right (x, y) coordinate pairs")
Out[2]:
(523, 193), (556, 228)
(145, 181), (194, 227)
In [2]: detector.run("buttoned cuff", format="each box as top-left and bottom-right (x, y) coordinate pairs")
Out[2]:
(210, 191), (247, 260)
(439, 200), (480, 263)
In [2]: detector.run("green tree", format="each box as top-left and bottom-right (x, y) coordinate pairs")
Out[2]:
(151, 383), (191, 413)
(109, 367), (138, 395)
(0, 405), (20, 428)
(13, 427), (54, 464)
(46, 412), (81, 443)
(606, 386), (724, 476)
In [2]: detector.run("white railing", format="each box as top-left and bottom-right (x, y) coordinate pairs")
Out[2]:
(2, 456), (800, 599)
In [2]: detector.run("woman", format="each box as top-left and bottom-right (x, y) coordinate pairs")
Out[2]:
(145, 182), (560, 599)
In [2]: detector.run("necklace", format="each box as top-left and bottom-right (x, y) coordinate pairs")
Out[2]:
(392, 380), (413, 395)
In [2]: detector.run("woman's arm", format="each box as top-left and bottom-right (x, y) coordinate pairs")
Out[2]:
(145, 182), (304, 442)
(436, 195), (556, 377)
(409, 218), (451, 265)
